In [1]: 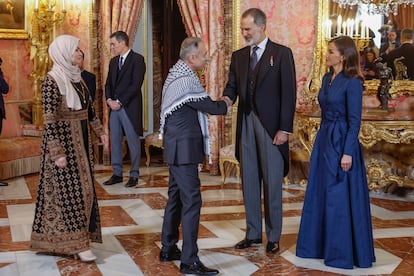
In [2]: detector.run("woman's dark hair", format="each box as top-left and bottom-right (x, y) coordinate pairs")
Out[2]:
(329, 36), (364, 81)
(364, 47), (377, 60)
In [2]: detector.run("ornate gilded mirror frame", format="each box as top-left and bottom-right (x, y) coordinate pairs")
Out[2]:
(303, 0), (329, 104)
(306, 0), (414, 102)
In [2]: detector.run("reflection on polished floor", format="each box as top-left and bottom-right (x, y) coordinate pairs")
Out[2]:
(0, 161), (414, 275)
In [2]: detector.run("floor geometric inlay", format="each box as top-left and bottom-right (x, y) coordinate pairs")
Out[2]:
(0, 163), (413, 275)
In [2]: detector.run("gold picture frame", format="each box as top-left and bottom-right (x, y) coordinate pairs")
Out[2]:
(0, 0), (29, 39)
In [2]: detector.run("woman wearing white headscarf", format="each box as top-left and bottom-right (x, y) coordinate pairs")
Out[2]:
(30, 35), (108, 262)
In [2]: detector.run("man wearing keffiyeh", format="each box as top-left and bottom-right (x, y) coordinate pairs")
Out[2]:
(159, 37), (231, 275)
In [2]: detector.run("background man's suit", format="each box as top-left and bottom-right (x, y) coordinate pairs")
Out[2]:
(105, 50), (146, 179)
(380, 40), (401, 55)
(223, 39), (296, 243)
(386, 43), (414, 80)
(0, 66), (9, 185)
(0, 69), (9, 134)
(81, 70), (96, 101)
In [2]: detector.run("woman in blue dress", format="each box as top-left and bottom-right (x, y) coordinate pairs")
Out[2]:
(296, 36), (376, 269)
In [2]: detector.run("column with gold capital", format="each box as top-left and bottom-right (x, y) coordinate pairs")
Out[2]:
(30, 0), (66, 126)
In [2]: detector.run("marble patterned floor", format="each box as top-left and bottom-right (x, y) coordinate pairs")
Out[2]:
(1, 162), (414, 276)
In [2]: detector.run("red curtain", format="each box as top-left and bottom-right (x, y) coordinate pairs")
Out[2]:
(177, 0), (226, 174)
(392, 7), (414, 30)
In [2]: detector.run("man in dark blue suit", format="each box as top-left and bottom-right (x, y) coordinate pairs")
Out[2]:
(0, 57), (9, 186)
(104, 31), (146, 188)
(223, 8), (297, 254)
(159, 37), (230, 275)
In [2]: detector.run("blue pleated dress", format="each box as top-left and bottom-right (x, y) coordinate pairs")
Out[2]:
(296, 71), (376, 269)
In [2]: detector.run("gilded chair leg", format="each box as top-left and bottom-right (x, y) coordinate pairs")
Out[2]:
(145, 144), (151, 167)
(219, 159), (225, 184)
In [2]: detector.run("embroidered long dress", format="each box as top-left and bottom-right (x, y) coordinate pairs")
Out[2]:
(296, 72), (376, 269)
(31, 75), (104, 255)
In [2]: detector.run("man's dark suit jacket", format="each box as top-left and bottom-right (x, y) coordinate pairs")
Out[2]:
(82, 70), (96, 101)
(105, 50), (146, 136)
(379, 41), (401, 60)
(0, 73), (9, 126)
(386, 43), (414, 80)
(223, 40), (297, 176)
(163, 100), (227, 165)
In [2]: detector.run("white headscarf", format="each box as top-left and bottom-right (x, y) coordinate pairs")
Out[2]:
(48, 35), (82, 110)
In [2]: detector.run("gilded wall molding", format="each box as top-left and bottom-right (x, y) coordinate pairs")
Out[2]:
(232, 0), (240, 51)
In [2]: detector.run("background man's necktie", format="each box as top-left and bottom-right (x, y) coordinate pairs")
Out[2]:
(119, 56), (124, 70)
(250, 46), (259, 69)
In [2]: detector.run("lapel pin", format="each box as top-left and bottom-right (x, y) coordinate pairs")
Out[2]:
(270, 55), (274, 67)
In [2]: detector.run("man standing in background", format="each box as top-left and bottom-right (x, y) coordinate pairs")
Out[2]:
(104, 31), (146, 188)
(0, 57), (9, 187)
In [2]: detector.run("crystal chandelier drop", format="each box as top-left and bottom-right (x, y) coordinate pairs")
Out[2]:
(332, 0), (414, 15)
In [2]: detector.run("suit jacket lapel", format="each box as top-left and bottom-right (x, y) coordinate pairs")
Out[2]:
(240, 47), (250, 98)
(111, 59), (118, 85)
(115, 52), (132, 85)
(256, 41), (274, 86)
(116, 56), (126, 85)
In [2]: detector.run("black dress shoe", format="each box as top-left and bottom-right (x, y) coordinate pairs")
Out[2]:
(266, 241), (280, 254)
(0, 182), (8, 187)
(180, 261), (219, 275)
(235, 238), (262, 249)
(103, 175), (123, 185)
(125, 177), (138, 187)
(159, 245), (181, 262)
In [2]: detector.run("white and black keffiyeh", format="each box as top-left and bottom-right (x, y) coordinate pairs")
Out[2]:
(160, 59), (212, 162)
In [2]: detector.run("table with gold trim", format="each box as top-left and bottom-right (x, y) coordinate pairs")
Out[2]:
(296, 109), (414, 190)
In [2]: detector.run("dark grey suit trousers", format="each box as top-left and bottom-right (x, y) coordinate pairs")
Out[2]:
(161, 163), (201, 264)
(240, 112), (284, 242)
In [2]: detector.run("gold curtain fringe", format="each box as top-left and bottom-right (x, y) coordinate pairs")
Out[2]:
(0, 156), (41, 180)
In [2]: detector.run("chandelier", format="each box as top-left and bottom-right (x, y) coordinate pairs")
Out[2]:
(332, 0), (414, 15)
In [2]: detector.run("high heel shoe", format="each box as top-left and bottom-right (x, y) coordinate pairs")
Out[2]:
(76, 250), (97, 262)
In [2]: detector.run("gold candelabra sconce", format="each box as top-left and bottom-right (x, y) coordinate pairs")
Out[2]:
(30, 0), (66, 125)
(323, 15), (371, 52)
